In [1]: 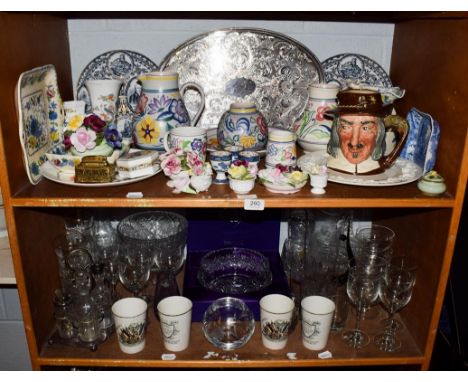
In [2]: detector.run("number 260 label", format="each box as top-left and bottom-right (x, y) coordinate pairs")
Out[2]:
(244, 199), (265, 211)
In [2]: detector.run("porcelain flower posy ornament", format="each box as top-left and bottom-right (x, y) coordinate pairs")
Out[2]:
(227, 159), (258, 194)
(63, 114), (123, 157)
(258, 164), (308, 194)
(160, 148), (213, 194)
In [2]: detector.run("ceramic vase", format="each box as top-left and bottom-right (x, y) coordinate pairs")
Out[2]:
(217, 102), (268, 151)
(133, 71), (205, 150)
(295, 83), (339, 153)
(85, 79), (123, 122)
(228, 177), (256, 194)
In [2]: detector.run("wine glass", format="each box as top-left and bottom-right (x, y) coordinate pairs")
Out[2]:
(118, 251), (153, 300)
(353, 253), (388, 319)
(374, 256), (417, 352)
(342, 265), (381, 348)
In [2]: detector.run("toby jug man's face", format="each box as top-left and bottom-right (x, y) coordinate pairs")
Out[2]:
(338, 115), (379, 164)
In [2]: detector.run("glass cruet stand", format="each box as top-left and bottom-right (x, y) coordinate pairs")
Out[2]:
(70, 270), (104, 344)
(90, 263), (114, 334)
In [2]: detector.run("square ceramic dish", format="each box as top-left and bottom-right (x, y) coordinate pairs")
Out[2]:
(16, 64), (65, 184)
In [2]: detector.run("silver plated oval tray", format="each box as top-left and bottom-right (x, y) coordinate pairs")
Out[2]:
(160, 28), (324, 131)
(76, 50), (158, 113)
(322, 53), (392, 88)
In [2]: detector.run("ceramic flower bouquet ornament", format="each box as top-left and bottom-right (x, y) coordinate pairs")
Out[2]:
(160, 148), (213, 194)
(46, 113), (128, 174)
(63, 114), (123, 157)
(227, 159), (258, 194)
(258, 164), (308, 194)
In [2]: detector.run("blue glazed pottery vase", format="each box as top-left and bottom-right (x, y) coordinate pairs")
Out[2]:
(133, 71), (205, 150)
(217, 102), (268, 151)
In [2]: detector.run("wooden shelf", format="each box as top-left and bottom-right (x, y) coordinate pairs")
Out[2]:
(38, 305), (423, 369)
(10, 173), (455, 209)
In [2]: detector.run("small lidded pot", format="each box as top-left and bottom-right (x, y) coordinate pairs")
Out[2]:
(417, 171), (447, 196)
(217, 102), (268, 151)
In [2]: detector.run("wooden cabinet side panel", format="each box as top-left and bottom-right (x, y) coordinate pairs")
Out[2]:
(0, 12), (73, 196)
(391, 18), (468, 194)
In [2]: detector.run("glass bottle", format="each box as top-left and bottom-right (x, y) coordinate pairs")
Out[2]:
(116, 95), (134, 139)
(90, 264), (114, 333)
(70, 270), (102, 343)
(53, 289), (75, 339)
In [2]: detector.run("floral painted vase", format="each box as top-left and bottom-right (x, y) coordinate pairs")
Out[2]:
(294, 83), (340, 152)
(217, 102), (268, 151)
(133, 71), (205, 150)
(85, 79), (123, 123)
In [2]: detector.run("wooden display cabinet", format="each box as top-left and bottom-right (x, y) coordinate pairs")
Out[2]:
(0, 12), (467, 370)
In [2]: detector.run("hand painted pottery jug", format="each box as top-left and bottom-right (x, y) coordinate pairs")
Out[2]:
(85, 79), (123, 123)
(217, 102), (268, 151)
(133, 70), (205, 150)
(326, 89), (408, 175)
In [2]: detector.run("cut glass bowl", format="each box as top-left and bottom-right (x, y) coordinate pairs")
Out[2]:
(197, 247), (272, 294)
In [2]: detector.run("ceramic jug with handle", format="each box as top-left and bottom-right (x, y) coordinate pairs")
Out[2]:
(133, 71), (205, 150)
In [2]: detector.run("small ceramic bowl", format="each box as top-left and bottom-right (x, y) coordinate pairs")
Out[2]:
(45, 146), (82, 174)
(239, 150), (260, 165)
(202, 297), (255, 351)
(228, 176), (256, 194)
(297, 136), (328, 153)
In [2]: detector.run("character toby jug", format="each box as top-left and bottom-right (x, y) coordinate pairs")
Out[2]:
(327, 89), (408, 175)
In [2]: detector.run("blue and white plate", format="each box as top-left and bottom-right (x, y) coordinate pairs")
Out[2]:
(322, 53), (392, 88)
(400, 107), (440, 173)
(76, 50), (158, 114)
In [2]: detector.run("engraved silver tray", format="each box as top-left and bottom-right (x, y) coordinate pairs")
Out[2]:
(160, 28), (324, 131)
(76, 50), (158, 113)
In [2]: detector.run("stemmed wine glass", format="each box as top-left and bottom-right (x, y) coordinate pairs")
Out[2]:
(374, 256), (417, 352)
(118, 251), (153, 301)
(342, 265), (382, 348)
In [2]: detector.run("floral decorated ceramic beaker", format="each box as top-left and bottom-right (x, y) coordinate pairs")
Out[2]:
(133, 71), (205, 150)
(217, 102), (268, 151)
(266, 128), (297, 169)
(85, 79), (123, 123)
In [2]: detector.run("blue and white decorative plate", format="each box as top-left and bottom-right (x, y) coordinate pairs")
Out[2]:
(400, 107), (440, 173)
(76, 50), (158, 114)
(321, 53), (392, 88)
(16, 64), (65, 184)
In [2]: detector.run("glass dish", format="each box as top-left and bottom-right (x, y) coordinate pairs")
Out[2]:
(202, 297), (255, 350)
(197, 247), (272, 294)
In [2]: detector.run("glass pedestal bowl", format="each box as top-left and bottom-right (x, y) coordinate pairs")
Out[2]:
(197, 247), (272, 295)
(202, 297), (255, 350)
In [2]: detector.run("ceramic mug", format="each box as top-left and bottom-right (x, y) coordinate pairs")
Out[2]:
(163, 127), (207, 162)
